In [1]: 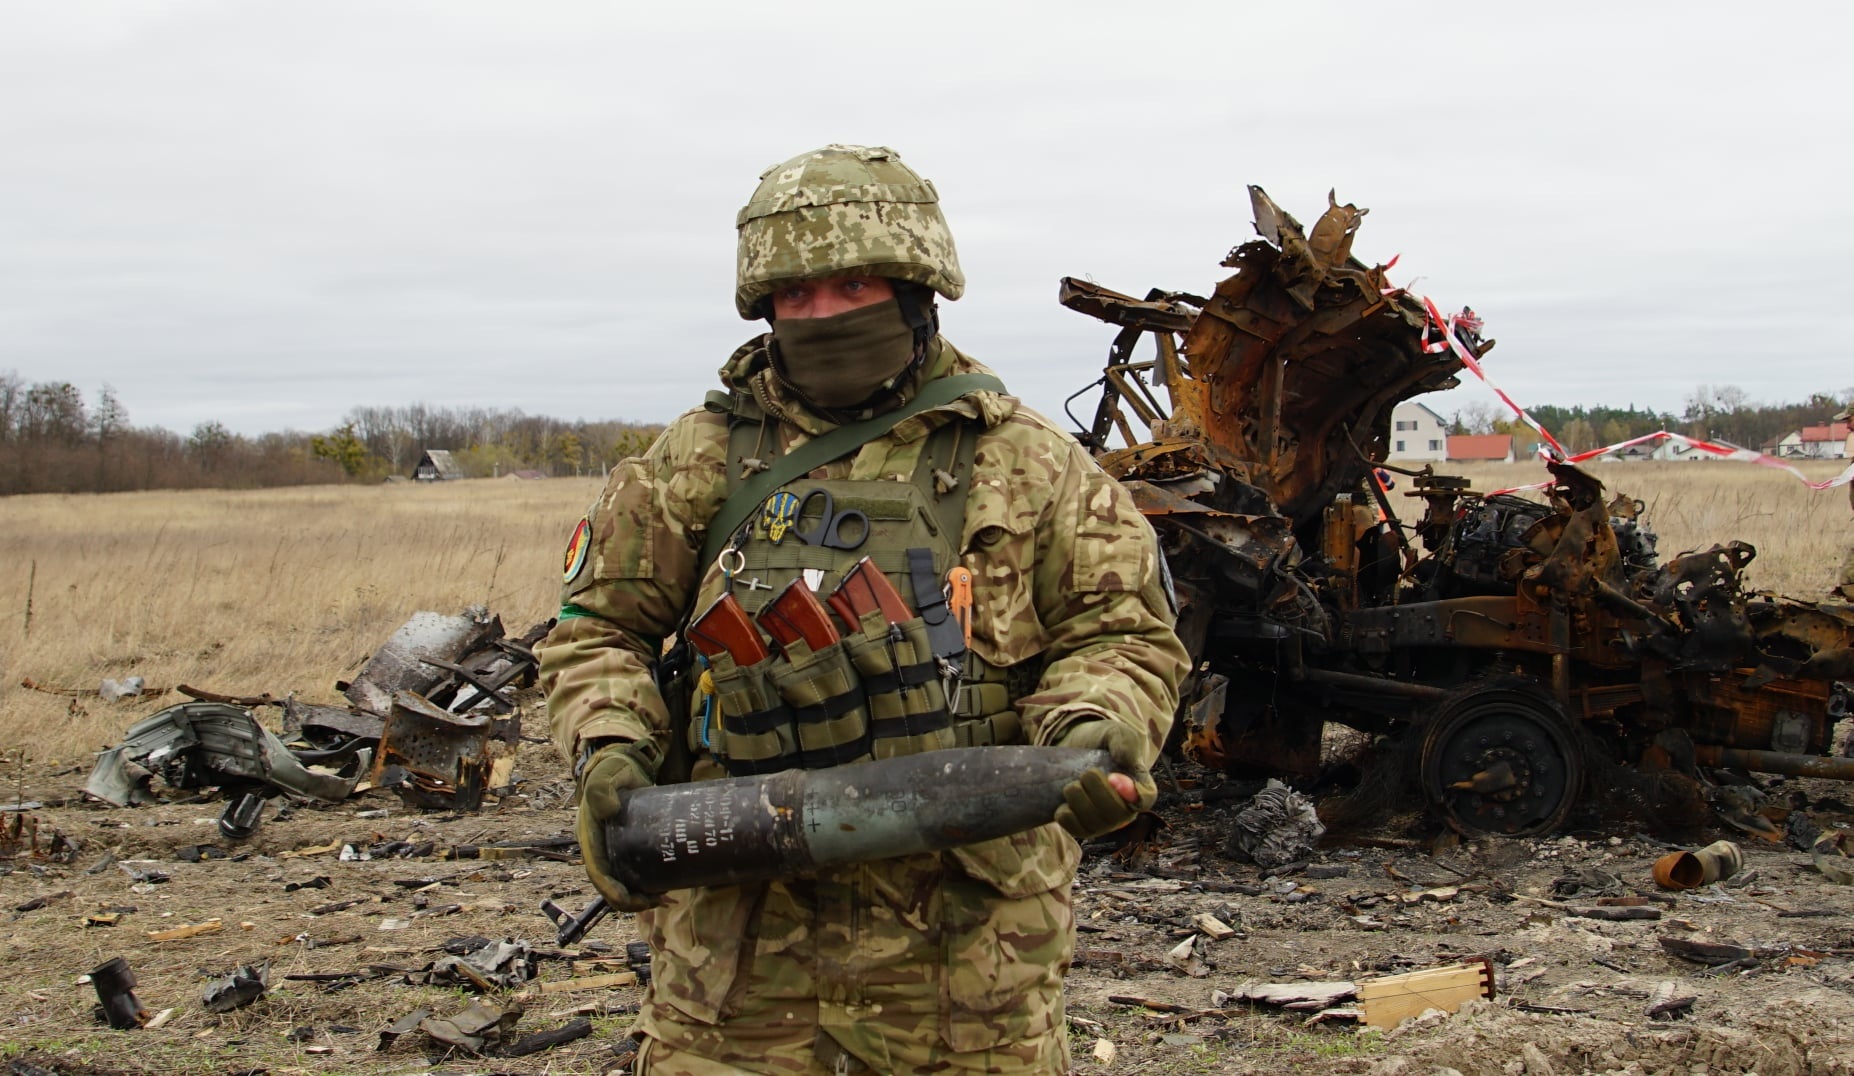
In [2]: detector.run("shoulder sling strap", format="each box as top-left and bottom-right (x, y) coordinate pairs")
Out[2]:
(696, 373), (1005, 569)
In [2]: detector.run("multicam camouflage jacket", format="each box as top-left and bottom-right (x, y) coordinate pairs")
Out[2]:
(537, 335), (1187, 1063)
(541, 335), (1185, 770)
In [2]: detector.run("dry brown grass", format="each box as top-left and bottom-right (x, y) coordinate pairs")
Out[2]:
(1441, 459), (1853, 598)
(2, 461), (1849, 762)
(0, 477), (604, 761)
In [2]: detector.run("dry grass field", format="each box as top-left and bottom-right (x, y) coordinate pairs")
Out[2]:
(0, 476), (605, 761)
(1444, 458), (1853, 597)
(1, 460), (1849, 762)
(4, 460), (1854, 1074)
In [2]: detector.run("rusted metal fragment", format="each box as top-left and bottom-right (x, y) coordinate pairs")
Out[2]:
(370, 690), (498, 810)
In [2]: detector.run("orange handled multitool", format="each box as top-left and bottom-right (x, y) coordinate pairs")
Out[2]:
(945, 566), (974, 650)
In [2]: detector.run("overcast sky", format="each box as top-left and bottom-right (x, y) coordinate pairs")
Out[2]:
(2, 0), (1848, 438)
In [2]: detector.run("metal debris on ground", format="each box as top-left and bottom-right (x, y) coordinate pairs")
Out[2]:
(1059, 185), (1854, 839)
(1652, 840), (1743, 890)
(396, 997), (593, 1060)
(202, 961), (270, 1013)
(76, 607), (550, 825)
(416, 998), (522, 1056)
(371, 691), (500, 810)
(88, 957), (150, 1030)
(1813, 830), (1854, 884)
(83, 702), (367, 819)
(1, 812), (78, 863)
(1225, 779), (1325, 869)
(343, 607), (548, 722)
(405, 937), (536, 992)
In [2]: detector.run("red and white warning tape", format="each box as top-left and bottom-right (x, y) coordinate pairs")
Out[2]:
(1380, 272), (1854, 497)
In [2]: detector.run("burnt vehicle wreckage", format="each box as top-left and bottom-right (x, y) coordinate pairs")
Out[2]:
(1061, 186), (1854, 839)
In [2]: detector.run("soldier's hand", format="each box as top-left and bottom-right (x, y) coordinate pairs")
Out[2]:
(575, 741), (659, 913)
(1052, 719), (1156, 840)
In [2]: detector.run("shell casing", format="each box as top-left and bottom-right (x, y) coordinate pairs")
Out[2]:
(601, 746), (1114, 894)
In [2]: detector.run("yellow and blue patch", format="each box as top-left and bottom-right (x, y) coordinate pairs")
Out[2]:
(760, 491), (801, 543)
(562, 517), (592, 583)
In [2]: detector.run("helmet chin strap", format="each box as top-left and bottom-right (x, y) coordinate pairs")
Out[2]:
(893, 281), (938, 349)
(883, 282), (937, 399)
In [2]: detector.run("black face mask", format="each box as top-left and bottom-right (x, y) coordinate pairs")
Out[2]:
(770, 298), (918, 411)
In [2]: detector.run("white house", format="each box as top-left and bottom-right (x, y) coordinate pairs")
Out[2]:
(1388, 402), (1449, 461)
(1654, 440), (1716, 462)
(1776, 422), (1850, 460)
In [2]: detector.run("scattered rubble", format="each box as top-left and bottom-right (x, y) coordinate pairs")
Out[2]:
(1, 810), (78, 863)
(405, 937), (536, 992)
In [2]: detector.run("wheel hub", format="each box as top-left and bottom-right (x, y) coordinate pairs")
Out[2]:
(1420, 687), (1584, 837)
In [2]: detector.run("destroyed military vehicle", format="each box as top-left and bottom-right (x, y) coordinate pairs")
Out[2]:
(1061, 187), (1854, 838)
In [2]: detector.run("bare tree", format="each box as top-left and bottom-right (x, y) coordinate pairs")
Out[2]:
(0, 370), (22, 442)
(21, 382), (87, 445)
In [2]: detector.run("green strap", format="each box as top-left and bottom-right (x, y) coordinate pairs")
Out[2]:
(557, 602), (606, 623)
(697, 373), (1006, 569)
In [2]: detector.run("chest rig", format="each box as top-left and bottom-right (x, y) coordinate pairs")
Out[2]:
(688, 377), (1028, 777)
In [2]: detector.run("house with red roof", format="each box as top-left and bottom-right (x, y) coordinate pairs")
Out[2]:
(1776, 422), (1851, 460)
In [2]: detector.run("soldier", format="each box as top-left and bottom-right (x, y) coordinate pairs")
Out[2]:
(539, 144), (1188, 1073)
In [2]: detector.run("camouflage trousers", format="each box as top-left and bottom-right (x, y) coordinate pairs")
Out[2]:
(633, 826), (1078, 1074)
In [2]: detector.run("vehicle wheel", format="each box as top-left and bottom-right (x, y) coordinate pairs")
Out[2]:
(1418, 680), (1584, 837)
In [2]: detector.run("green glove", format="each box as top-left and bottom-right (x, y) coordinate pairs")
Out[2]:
(1052, 719), (1156, 840)
(575, 741), (658, 912)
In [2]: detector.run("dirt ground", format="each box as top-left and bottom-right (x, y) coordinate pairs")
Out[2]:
(7, 703), (1854, 1075)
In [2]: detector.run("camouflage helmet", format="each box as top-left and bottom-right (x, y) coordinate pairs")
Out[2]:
(735, 144), (964, 319)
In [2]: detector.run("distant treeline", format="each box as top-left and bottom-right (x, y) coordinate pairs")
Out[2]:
(0, 372), (664, 496)
(1450, 385), (1854, 454)
(4, 371), (1848, 496)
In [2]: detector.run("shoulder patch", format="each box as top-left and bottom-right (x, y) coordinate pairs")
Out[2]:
(562, 516), (593, 584)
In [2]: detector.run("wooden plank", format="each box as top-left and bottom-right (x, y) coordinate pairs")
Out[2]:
(1192, 913), (1237, 941)
(532, 971), (638, 994)
(146, 918), (224, 942)
(1356, 960), (1494, 1029)
(1235, 981), (1358, 1010)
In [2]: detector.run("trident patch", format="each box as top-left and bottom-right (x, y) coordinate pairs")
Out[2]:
(760, 491), (801, 543)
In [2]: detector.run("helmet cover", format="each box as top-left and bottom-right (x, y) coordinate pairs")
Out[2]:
(735, 144), (964, 318)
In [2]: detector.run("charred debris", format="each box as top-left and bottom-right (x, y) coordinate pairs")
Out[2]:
(81, 607), (551, 836)
(1064, 186), (1854, 840)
